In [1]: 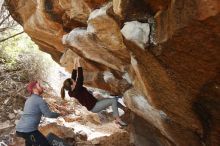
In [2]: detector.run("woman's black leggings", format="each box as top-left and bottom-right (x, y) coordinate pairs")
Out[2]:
(16, 130), (50, 146)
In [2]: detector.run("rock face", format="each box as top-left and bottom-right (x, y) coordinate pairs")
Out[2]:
(6, 0), (220, 146)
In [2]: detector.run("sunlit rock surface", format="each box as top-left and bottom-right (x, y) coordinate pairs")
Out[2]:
(62, 3), (130, 72)
(6, 0), (220, 145)
(121, 21), (150, 49)
(9, 97), (130, 146)
(40, 98), (130, 146)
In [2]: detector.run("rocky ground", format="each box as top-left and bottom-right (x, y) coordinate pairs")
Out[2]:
(1, 94), (131, 146)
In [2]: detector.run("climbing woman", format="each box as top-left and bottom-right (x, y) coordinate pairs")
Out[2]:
(61, 57), (127, 127)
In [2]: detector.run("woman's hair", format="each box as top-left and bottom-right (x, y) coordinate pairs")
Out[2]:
(61, 78), (73, 99)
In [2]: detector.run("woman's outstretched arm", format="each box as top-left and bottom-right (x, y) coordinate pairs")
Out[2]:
(74, 58), (84, 90)
(71, 69), (77, 80)
(71, 58), (78, 80)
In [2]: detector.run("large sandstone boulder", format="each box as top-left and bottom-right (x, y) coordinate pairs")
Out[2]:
(6, 0), (220, 145)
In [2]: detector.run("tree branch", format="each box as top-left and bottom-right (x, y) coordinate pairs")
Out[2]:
(0, 24), (18, 32)
(0, 31), (24, 42)
(0, 13), (10, 26)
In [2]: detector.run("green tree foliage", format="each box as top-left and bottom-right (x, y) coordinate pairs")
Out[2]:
(0, 28), (35, 67)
